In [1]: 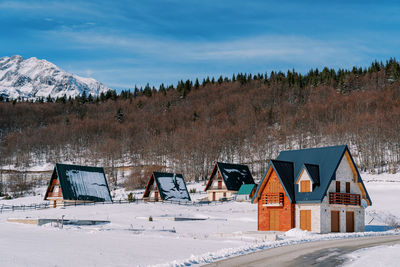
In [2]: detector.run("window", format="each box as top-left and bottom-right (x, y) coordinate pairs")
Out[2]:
(346, 182), (350, 193)
(300, 180), (311, 192)
(336, 181), (340, 192)
(218, 180), (222, 189)
(223, 192), (226, 197)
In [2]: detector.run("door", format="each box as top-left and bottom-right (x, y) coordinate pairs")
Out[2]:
(331, 210), (340, 232)
(212, 192), (216, 201)
(218, 181), (222, 189)
(346, 211), (354, 232)
(154, 191), (159, 201)
(269, 210), (280, 231)
(346, 182), (350, 193)
(336, 181), (341, 192)
(300, 210), (311, 231)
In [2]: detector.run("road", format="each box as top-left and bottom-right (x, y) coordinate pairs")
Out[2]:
(206, 234), (400, 267)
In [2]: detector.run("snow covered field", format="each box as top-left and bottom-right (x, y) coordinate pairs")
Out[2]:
(0, 173), (399, 266)
(343, 244), (400, 267)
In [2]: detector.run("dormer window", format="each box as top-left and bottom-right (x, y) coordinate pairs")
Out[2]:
(296, 163), (319, 193)
(300, 180), (311, 192)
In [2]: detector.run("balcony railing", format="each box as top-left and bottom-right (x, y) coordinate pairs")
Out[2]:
(262, 193), (284, 206)
(329, 192), (361, 206)
(47, 192), (61, 198)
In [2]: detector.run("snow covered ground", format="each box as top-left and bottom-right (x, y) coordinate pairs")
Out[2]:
(0, 173), (399, 266)
(343, 244), (400, 267)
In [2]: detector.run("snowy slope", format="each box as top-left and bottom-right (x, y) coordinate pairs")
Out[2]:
(0, 55), (110, 99)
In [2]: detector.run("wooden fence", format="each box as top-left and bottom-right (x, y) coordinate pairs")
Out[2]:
(0, 197), (232, 213)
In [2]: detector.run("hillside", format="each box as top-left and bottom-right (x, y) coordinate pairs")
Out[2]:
(1, 59), (400, 193)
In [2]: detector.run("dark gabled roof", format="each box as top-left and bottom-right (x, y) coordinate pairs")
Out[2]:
(45, 163), (112, 202)
(253, 145), (372, 205)
(152, 172), (191, 201)
(302, 163), (320, 185)
(270, 160), (295, 202)
(278, 145), (347, 203)
(215, 162), (255, 191)
(251, 160), (295, 203)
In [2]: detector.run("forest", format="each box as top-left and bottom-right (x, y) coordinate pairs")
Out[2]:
(1, 59), (400, 193)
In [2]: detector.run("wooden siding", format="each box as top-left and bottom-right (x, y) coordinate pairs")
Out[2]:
(258, 169), (295, 231)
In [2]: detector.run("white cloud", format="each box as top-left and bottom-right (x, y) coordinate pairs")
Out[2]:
(44, 28), (364, 68)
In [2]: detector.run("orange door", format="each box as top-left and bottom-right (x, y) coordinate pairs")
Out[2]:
(269, 210), (280, 231)
(300, 210), (311, 231)
(212, 192), (216, 201)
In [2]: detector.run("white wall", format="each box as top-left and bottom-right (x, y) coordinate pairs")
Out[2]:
(208, 172), (227, 190)
(318, 154), (365, 233)
(320, 195), (365, 233)
(295, 204), (321, 233)
(335, 155), (362, 195)
(207, 190), (233, 201)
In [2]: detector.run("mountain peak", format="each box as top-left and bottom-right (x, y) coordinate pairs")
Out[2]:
(0, 55), (111, 99)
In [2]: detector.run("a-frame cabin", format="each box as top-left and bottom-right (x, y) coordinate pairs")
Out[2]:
(44, 163), (112, 207)
(143, 172), (191, 202)
(205, 162), (255, 201)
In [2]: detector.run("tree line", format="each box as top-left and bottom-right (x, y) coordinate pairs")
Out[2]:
(1, 58), (400, 194)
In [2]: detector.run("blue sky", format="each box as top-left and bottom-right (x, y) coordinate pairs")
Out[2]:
(1, 0), (400, 90)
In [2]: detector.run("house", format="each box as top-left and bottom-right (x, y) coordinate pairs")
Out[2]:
(44, 163), (112, 207)
(252, 145), (371, 233)
(236, 184), (257, 201)
(143, 172), (191, 202)
(205, 162), (255, 201)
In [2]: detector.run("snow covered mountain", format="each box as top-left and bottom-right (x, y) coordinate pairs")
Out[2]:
(0, 55), (111, 99)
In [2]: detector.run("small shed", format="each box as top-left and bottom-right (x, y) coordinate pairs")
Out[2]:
(44, 163), (112, 207)
(143, 172), (191, 202)
(236, 184), (257, 201)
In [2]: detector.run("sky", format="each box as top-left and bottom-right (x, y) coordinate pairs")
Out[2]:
(1, 0), (400, 90)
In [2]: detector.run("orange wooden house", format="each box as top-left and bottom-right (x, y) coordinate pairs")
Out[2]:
(252, 145), (371, 233)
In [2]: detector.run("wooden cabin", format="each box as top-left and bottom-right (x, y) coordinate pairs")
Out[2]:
(44, 163), (112, 207)
(143, 172), (191, 202)
(252, 145), (372, 233)
(205, 162), (255, 201)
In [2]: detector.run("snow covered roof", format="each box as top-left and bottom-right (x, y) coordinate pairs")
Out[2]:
(205, 162), (255, 191)
(143, 172), (191, 201)
(44, 163), (112, 202)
